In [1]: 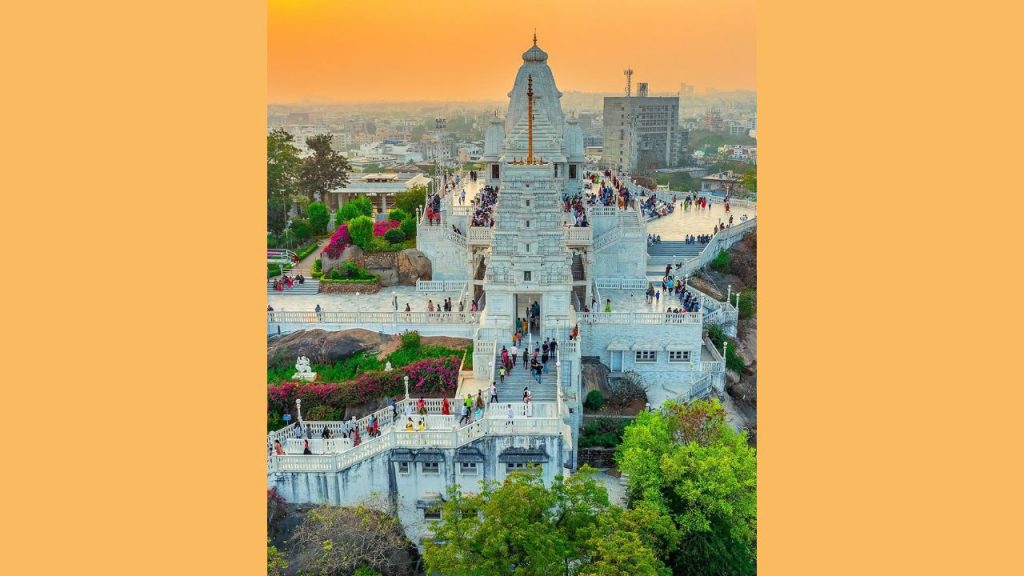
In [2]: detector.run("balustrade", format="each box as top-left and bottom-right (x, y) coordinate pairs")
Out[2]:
(563, 226), (593, 245)
(267, 310), (480, 326)
(270, 414), (563, 473)
(576, 312), (701, 325)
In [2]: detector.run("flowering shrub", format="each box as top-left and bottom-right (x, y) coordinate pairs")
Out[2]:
(267, 357), (460, 422)
(323, 223), (351, 259)
(372, 219), (401, 237)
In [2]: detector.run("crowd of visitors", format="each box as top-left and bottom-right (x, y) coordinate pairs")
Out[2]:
(270, 273), (305, 292)
(470, 185), (498, 228)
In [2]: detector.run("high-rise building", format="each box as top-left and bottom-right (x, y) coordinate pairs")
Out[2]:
(602, 90), (683, 172)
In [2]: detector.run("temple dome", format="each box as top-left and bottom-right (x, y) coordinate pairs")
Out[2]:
(522, 44), (548, 63)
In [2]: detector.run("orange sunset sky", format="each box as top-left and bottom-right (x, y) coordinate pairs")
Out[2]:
(269, 0), (755, 103)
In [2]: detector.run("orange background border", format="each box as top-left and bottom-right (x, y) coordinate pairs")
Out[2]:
(4, 1), (1023, 574)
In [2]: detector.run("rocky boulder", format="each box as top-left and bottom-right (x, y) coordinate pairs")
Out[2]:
(267, 328), (386, 368)
(581, 356), (610, 396)
(370, 266), (400, 286)
(397, 249), (432, 285)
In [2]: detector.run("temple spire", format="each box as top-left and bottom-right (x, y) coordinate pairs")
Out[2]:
(527, 74), (534, 164)
(533, 30), (537, 46)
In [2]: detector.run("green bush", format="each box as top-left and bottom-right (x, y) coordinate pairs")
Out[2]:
(738, 289), (756, 320)
(584, 390), (605, 411)
(267, 234), (281, 248)
(709, 249), (730, 273)
(339, 196), (373, 222)
(267, 264), (282, 279)
(306, 201), (330, 234)
(294, 241), (319, 261)
(348, 215), (374, 249)
(384, 228), (406, 243)
(327, 261), (374, 281)
(707, 325), (745, 373)
(400, 331), (421, 350)
(367, 235), (394, 252)
(579, 418), (631, 448)
(393, 185), (426, 216)
(388, 208), (410, 222)
(400, 217), (417, 239)
(290, 218), (313, 243)
(305, 405), (338, 421)
(267, 351), (384, 384)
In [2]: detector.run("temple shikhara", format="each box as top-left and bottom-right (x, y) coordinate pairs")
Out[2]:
(267, 37), (754, 547)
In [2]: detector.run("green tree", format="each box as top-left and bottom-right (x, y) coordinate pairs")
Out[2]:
(393, 185), (427, 217)
(267, 196), (289, 238)
(616, 399), (757, 576)
(289, 218), (312, 244)
(741, 171), (757, 194)
(267, 129), (301, 201)
(424, 468), (667, 576)
(268, 130), (301, 236)
(289, 504), (417, 576)
(387, 208), (410, 222)
(347, 215), (374, 250)
(307, 201), (330, 235)
(338, 196), (373, 222)
(299, 134), (351, 202)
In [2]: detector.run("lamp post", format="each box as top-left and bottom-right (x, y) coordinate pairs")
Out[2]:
(295, 398), (303, 426)
(404, 375), (410, 399)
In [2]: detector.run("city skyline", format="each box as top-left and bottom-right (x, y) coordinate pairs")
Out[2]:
(269, 0), (756, 103)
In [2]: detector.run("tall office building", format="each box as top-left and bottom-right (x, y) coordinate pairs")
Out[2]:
(602, 91), (683, 172)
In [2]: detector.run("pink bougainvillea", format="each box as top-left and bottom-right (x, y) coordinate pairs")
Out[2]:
(267, 357), (460, 417)
(372, 219), (401, 237)
(323, 224), (351, 259)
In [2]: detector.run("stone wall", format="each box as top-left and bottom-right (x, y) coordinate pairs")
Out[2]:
(355, 251), (400, 286)
(578, 320), (703, 393)
(318, 281), (381, 294)
(269, 434), (565, 549)
(578, 447), (617, 469)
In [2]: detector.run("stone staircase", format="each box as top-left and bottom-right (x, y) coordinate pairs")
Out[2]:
(646, 241), (707, 278)
(493, 352), (559, 403)
(267, 279), (320, 296)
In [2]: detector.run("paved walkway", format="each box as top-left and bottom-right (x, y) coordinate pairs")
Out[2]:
(268, 286), (467, 314)
(645, 199), (755, 241)
(294, 237), (328, 272)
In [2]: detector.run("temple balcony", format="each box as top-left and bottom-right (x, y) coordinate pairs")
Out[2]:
(467, 226), (493, 245)
(563, 226), (593, 246)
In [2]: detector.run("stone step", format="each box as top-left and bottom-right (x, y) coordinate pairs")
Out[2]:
(267, 280), (320, 295)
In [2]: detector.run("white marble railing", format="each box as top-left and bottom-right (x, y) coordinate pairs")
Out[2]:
(270, 415), (562, 473)
(468, 226), (493, 244)
(678, 218), (757, 277)
(473, 339), (497, 380)
(595, 278), (649, 291)
(588, 206), (618, 217)
(416, 280), (467, 293)
(577, 312), (701, 325)
(671, 373), (715, 404)
(560, 339), (579, 354)
(444, 229), (467, 246)
(267, 310), (480, 325)
(563, 227), (593, 245)
(701, 360), (725, 375)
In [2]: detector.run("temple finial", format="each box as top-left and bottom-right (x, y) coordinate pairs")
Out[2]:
(533, 30), (537, 46)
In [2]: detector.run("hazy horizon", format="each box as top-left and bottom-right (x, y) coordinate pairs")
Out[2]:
(270, 0), (755, 103)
